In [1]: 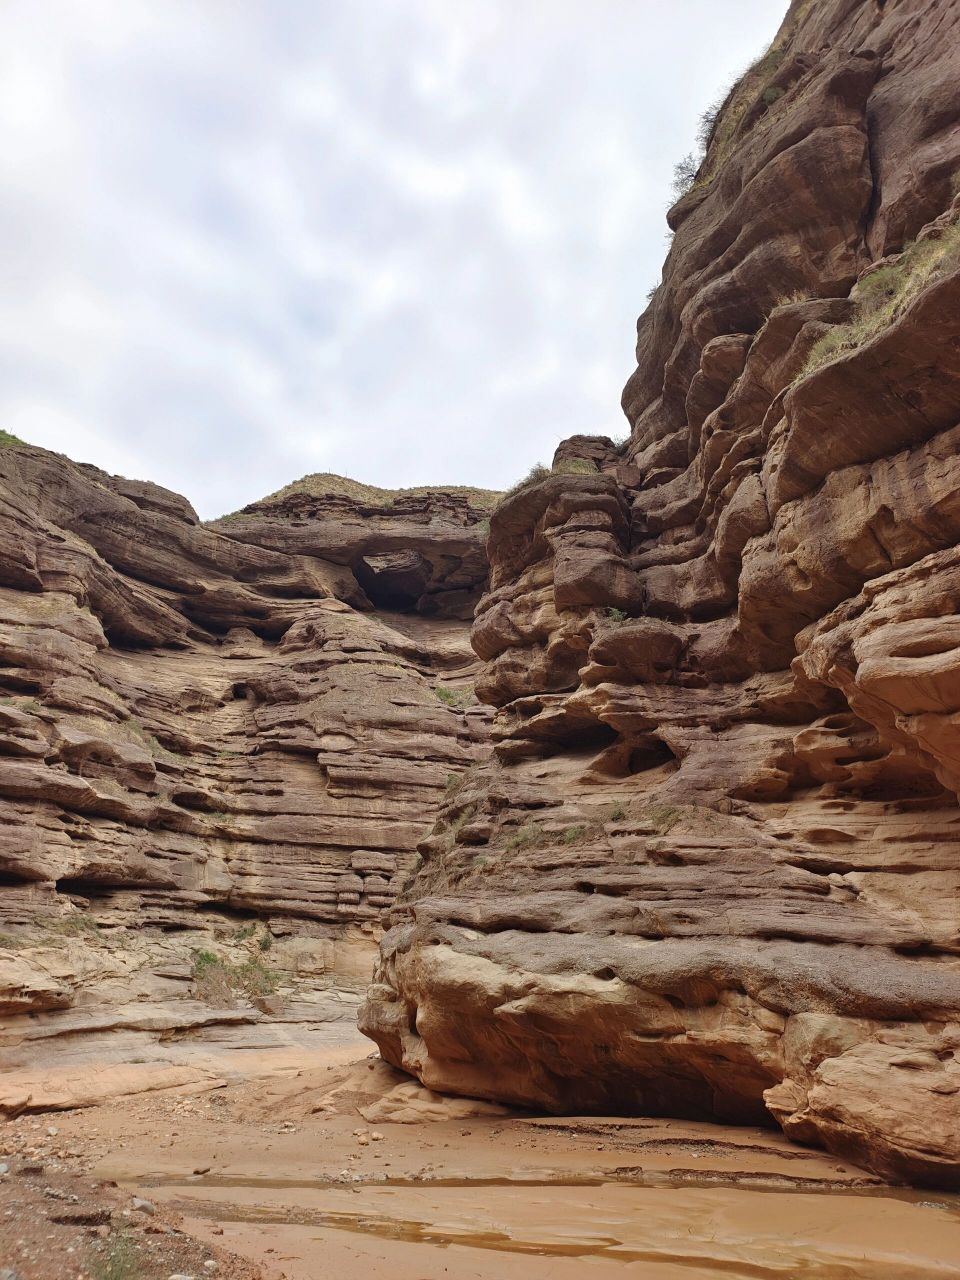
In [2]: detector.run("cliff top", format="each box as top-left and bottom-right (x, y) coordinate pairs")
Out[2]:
(250, 471), (503, 514)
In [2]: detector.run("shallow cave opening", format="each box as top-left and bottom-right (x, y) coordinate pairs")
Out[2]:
(355, 550), (430, 613)
(626, 739), (677, 775)
(521, 719), (620, 763)
(55, 876), (130, 899)
(569, 722), (621, 754)
(592, 734), (678, 779)
(194, 901), (262, 921)
(0, 870), (36, 887)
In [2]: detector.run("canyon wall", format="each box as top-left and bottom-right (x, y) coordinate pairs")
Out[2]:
(0, 447), (494, 1105)
(360, 0), (960, 1185)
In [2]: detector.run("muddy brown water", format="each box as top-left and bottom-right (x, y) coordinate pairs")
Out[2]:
(100, 1127), (960, 1279)
(142, 1178), (960, 1279)
(59, 1035), (960, 1280)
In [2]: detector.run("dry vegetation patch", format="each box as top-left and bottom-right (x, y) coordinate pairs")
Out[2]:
(803, 221), (960, 376)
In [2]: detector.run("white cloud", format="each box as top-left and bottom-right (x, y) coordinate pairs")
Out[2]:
(0, 0), (788, 518)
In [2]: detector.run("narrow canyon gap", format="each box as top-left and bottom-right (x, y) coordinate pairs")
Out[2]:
(0, 0), (959, 1201)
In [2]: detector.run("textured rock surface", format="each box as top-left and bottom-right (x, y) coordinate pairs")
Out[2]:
(361, 0), (960, 1186)
(0, 446), (494, 1083)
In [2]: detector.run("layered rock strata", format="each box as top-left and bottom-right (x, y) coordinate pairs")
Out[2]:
(0, 446), (494, 1091)
(361, 0), (960, 1186)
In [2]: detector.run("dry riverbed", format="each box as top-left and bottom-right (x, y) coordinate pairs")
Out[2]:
(3, 1037), (960, 1280)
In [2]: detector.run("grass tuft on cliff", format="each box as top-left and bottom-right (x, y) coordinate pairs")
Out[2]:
(499, 457), (599, 504)
(0, 429), (25, 447)
(501, 463), (550, 499)
(504, 821), (546, 851)
(434, 685), (473, 710)
(803, 220), (960, 377)
(670, 0), (816, 206)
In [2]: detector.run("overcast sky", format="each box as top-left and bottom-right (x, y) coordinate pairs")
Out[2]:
(0, 1), (788, 519)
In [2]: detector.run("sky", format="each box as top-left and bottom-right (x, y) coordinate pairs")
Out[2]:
(0, 1), (789, 519)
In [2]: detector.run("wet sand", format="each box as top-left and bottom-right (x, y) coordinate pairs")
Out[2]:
(36, 1032), (960, 1280)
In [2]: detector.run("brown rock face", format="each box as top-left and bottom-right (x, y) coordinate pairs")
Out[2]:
(360, 0), (960, 1186)
(0, 447), (494, 1081)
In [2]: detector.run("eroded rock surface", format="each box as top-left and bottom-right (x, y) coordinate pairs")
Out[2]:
(0, 450), (494, 1087)
(361, 0), (960, 1186)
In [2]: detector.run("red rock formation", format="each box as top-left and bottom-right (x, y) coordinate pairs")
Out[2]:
(0, 445), (494, 1095)
(361, 0), (960, 1186)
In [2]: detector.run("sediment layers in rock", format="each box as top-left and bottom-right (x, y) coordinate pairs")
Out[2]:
(0, 447), (494, 1077)
(361, 0), (960, 1186)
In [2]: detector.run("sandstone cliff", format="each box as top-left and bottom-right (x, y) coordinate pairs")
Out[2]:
(360, 0), (960, 1186)
(0, 444), (495, 1104)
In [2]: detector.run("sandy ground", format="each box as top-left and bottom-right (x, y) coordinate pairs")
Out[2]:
(3, 1027), (960, 1280)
